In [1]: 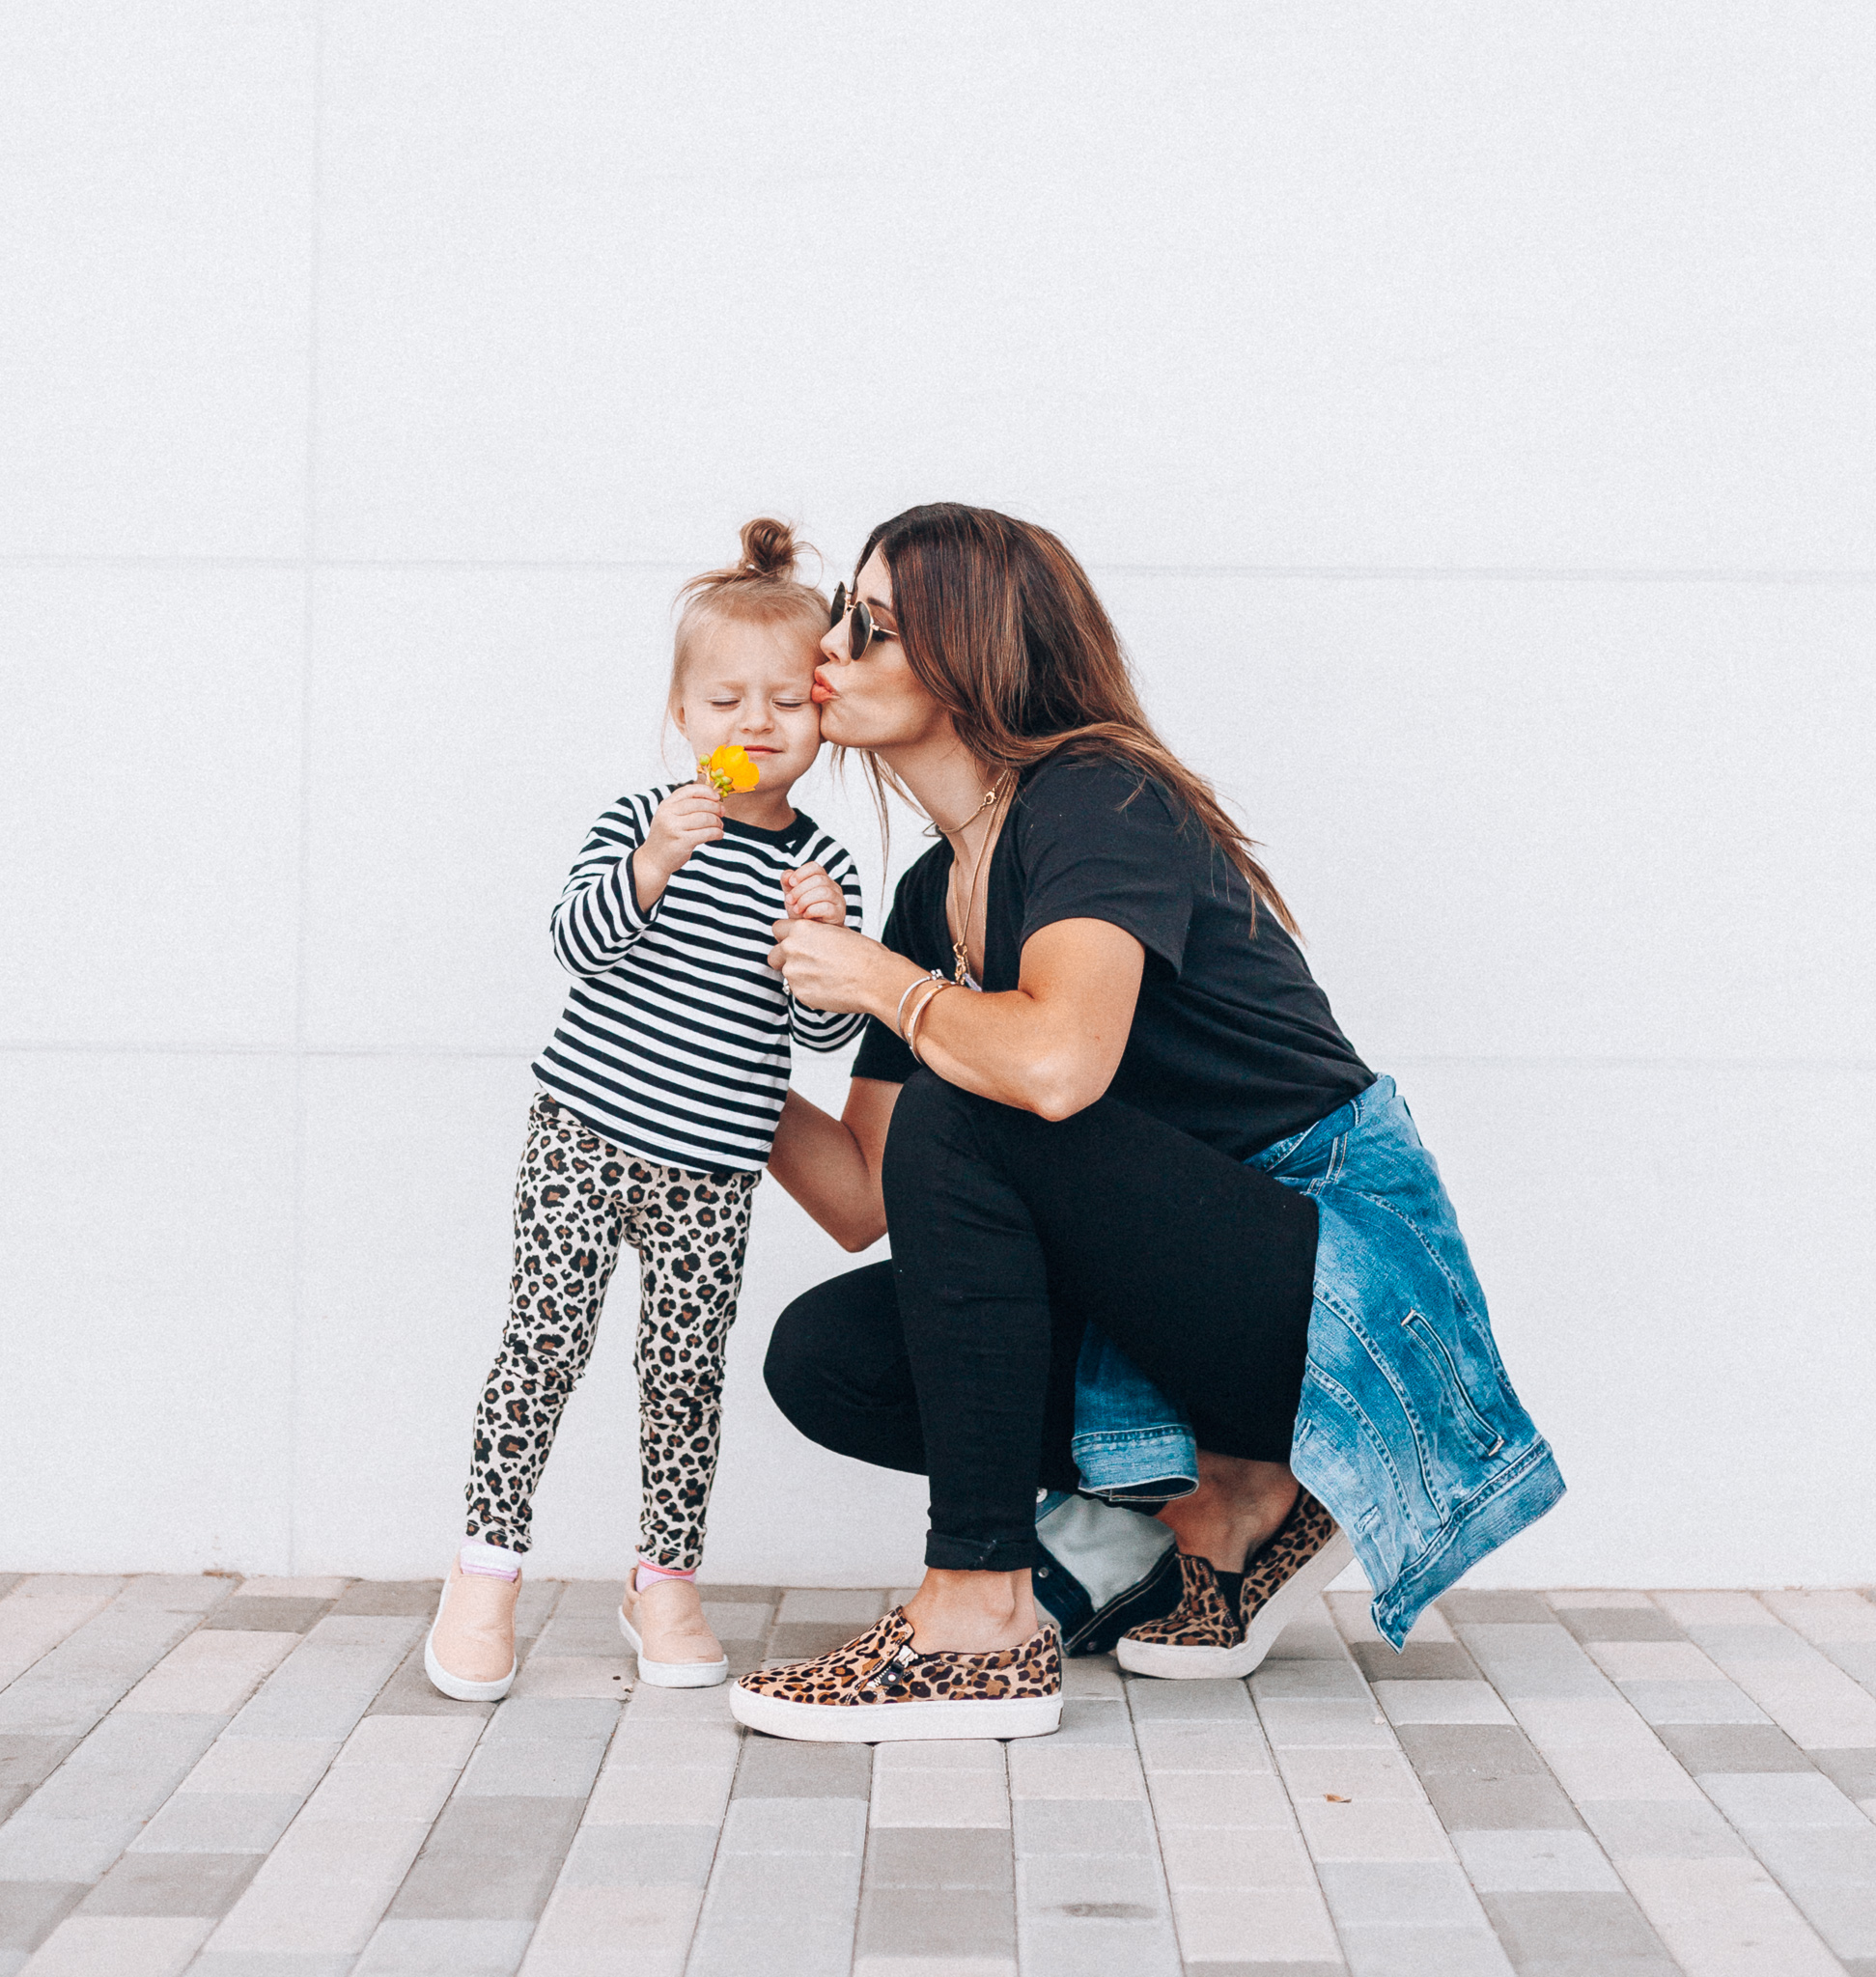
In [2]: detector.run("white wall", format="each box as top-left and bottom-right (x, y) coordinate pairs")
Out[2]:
(3, 3), (1871, 1589)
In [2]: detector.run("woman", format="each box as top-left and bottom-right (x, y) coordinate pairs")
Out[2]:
(733, 505), (1562, 1743)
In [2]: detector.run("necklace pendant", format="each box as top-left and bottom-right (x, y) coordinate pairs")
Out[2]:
(952, 942), (969, 987)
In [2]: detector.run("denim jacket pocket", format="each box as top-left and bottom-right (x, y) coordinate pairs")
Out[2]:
(1398, 1309), (1505, 1459)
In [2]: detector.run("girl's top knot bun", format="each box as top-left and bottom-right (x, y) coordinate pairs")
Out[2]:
(739, 516), (798, 579)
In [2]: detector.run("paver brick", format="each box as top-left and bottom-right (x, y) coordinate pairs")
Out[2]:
(353, 1915), (535, 1974)
(1350, 1642), (1481, 1684)
(1372, 1680), (1514, 1726)
(1701, 1767), (1869, 1827)
(718, 1796), (866, 1855)
(1011, 1797), (1156, 1857)
(327, 1580), (443, 1619)
(386, 1796), (584, 1921)
(557, 1821), (719, 1887)
(1554, 1604), (1687, 1645)
(18, 1913), (212, 1975)
(1451, 1827), (1623, 1892)
(76, 1849), (262, 1916)
(732, 1735), (872, 1799)
(863, 1825), (1013, 1889)
(1654, 1720), (1812, 1773)
(1577, 1796), (1750, 1860)
(201, 1599), (334, 1635)
(1333, 1921), (1515, 1974)
(1315, 1859), (1483, 1927)
(855, 1881), (1015, 1959)
(518, 1882), (702, 1977)
(0, 1880), (86, 1955)
(128, 1791), (305, 1854)
(1158, 1824), (1315, 1890)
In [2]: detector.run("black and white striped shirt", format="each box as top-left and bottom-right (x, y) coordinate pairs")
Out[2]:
(533, 787), (865, 1172)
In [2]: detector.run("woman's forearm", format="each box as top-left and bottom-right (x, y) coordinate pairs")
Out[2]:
(900, 922), (1147, 1120)
(768, 1085), (894, 1253)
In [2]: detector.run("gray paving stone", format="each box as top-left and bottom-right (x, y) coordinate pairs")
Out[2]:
(1440, 1594), (1555, 1626)
(1253, 1661), (1372, 1702)
(1455, 1626), (1612, 1702)
(481, 1698), (619, 1742)
(1685, 1622), (1815, 1662)
(1020, 1850), (1166, 1914)
(0, 1735), (76, 1791)
(1351, 1642), (1482, 1684)
(1122, 1676), (1257, 1721)
(1577, 1797), (1750, 1860)
(688, 1850), (863, 1976)
(1420, 1771), (1588, 1833)
(1038, 1699), (1132, 1747)
(353, 1917), (534, 1974)
(1749, 1821), (1876, 1888)
(1017, 1910), (1183, 1977)
(1617, 1679), (1768, 1725)
(0, 1792), (24, 1824)
(456, 1734), (606, 1798)
(1317, 1861), (1481, 1928)
(1011, 1797), (1157, 1856)
(1553, 1607), (1685, 1645)
(0, 1880), (85, 1954)
(365, 1642), (497, 1721)
(0, 1811), (141, 1880)
(558, 1821), (719, 1886)
(730, 1735), (872, 1799)
(19, 1712), (222, 1821)
(330, 1582), (442, 1619)
(1479, 1889), (1672, 1965)
(128, 1792), (305, 1854)
(0, 1577), (21, 1601)
(719, 1796), (865, 1855)
(1813, 1748), (1876, 1800)
(1335, 1924), (1514, 1975)
(1178, 1964), (1347, 1977)
(77, 1848), (262, 1916)
(763, 1621), (872, 1663)
(695, 1585), (782, 1603)
(855, 1880), (1015, 1957)
(1703, 1768), (1868, 1826)
(1654, 1720), (1812, 1772)
(863, 1825), (1013, 1890)
(387, 1795), (584, 1920)
(1783, 1884), (1876, 1961)
(202, 1599), (335, 1634)
(192, 1956), (359, 1975)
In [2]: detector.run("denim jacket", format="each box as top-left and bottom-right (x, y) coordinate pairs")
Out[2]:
(1072, 1074), (1564, 1648)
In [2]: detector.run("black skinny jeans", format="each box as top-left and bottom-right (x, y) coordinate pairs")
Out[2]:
(765, 1072), (1319, 1572)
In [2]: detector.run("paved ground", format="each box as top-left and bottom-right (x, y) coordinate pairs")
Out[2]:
(2, 1575), (1875, 1976)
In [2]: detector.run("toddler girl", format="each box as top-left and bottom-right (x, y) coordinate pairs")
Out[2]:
(426, 518), (862, 1698)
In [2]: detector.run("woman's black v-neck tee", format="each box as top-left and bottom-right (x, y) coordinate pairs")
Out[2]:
(851, 753), (1374, 1162)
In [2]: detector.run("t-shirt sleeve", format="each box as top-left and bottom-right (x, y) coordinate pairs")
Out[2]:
(851, 888), (922, 1085)
(1013, 759), (1195, 974)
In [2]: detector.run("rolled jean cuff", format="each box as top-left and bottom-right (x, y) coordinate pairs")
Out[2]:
(925, 1531), (1037, 1573)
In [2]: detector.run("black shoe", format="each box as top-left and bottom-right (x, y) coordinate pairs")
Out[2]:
(1031, 1492), (1186, 1657)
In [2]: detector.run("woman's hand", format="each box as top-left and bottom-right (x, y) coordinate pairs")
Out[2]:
(781, 860), (847, 925)
(769, 918), (919, 1016)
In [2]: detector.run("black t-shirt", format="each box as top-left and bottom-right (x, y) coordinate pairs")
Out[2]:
(853, 753), (1374, 1162)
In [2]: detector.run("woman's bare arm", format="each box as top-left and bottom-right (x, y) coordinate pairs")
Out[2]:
(767, 1078), (900, 1252)
(767, 917), (1147, 1123)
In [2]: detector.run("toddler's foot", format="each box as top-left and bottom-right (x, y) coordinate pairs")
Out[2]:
(620, 1573), (728, 1688)
(425, 1544), (520, 1701)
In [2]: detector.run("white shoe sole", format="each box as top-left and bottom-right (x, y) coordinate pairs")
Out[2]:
(728, 1683), (1062, 1742)
(1115, 1532), (1357, 1680)
(620, 1608), (728, 1688)
(423, 1585), (517, 1702)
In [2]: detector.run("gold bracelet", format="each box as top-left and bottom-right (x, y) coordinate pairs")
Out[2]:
(904, 980), (957, 1065)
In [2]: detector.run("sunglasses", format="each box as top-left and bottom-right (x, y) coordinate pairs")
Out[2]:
(828, 582), (891, 660)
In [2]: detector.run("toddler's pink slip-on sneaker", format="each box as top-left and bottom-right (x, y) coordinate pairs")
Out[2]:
(619, 1575), (729, 1689)
(424, 1554), (519, 1703)
(728, 1608), (1062, 1741)
(1115, 1488), (1353, 1681)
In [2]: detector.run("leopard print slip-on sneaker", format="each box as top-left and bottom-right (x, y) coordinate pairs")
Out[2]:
(1115, 1488), (1355, 1680)
(728, 1608), (1063, 1742)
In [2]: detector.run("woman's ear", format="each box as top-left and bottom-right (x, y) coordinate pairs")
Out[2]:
(670, 698), (688, 738)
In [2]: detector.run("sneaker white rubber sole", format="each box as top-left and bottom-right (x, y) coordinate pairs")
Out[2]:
(1114, 1531), (1357, 1680)
(423, 1585), (517, 1702)
(619, 1607), (728, 1689)
(728, 1683), (1062, 1742)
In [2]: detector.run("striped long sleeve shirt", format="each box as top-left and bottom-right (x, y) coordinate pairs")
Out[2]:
(531, 787), (866, 1172)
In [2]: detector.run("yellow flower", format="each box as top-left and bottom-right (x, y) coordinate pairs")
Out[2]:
(698, 743), (760, 794)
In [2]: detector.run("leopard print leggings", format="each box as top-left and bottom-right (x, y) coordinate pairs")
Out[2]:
(464, 1092), (759, 1569)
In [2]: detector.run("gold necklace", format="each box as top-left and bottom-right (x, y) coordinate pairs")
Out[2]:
(946, 778), (1010, 986)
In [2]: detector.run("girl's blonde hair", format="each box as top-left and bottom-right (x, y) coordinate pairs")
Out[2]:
(671, 518), (827, 708)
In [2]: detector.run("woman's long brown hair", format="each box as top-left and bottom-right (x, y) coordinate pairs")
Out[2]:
(857, 503), (1299, 936)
